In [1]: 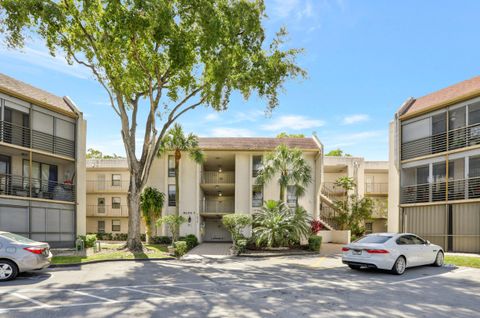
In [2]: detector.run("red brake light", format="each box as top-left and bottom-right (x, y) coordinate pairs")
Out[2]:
(24, 247), (46, 255)
(342, 247), (350, 252)
(366, 249), (389, 254)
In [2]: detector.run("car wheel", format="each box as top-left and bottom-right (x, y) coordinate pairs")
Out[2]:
(348, 265), (361, 270)
(391, 256), (406, 275)
(433, 251), (444, 267)
(0, 260), (18, 281)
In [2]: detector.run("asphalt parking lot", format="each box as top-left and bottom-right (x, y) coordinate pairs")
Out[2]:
(0, 255), (479, 317)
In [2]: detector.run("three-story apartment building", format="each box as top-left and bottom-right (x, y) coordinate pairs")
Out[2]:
(321, 156), (388, 233)
(86, 159), (132, 235)
(0, 73), (86, 247)
(146, 137), (324, 242)
(389, 76), (480, 253)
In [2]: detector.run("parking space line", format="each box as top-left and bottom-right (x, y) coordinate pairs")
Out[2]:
(389, 268), (473, 285)
(170, 285), (218, 294)
(11, 292), (51, 308)
(71, 290), (118, 303)
(119, 287), (166, 297)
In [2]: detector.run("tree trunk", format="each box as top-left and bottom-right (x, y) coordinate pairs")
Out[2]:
(280, 184), (286, 202)
(127, 173), (143, 252)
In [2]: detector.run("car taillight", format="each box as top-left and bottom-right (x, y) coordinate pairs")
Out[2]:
(365, 249), (389, 254)
(24, 247), (46, 255)
(342, 247), (350, 252)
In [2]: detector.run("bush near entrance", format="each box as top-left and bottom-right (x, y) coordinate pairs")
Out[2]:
(173, 241), (188, 258)
(308, 236), (322, 252)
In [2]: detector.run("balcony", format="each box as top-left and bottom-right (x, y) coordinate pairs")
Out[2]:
(364, 183), (388, 195)
(0, 173), (75, 202)
(86, 205), (129, 217)
(401, 122), (480, 161)
(199, 198), (234, 214)
(0, 121), (75, 158)
(400, 177), (480, 204)
(86, 180), (129, 193)
(322, 182), (347, 198)
(201, 171), (235, 184)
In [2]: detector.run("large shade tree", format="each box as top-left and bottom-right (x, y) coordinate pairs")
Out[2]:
(0, 0), (305, 251)
(159, 123), (204, 225)
(256, 144), (312, 202)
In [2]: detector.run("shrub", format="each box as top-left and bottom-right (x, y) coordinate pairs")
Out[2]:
(78, 234), (97, 248)
(173, 241), (187, 258)
(151, 236), (172, 245)
(222, 214), (252, 249)
(95, 232), (113, 241)
(157, 215), (187, 242)
(236, 239), (248, 254)
(310, 219), (323, 234)
(184, 234), (198, 251)
(113, 233), (128, 241)
(308, 236), (322, 252)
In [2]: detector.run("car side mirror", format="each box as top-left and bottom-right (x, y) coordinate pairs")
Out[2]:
(425, 240), (431, 245)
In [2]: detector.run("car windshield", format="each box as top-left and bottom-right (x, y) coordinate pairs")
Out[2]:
(355, 235), (392, 244)
(0, 232), (37, 244)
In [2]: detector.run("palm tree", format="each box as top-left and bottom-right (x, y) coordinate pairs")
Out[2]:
(256, 144), (312, 202)
(159, 123), (204, 221)
(140, 187), (165, 244)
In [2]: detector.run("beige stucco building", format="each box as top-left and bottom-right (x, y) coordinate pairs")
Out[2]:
(389, 76), (480, 253)
(146, 137), (324, 242)
(0, 73), (86, 247)
(321, 156), (388, 234)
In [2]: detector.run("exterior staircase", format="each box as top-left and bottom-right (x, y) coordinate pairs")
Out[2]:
(318, 183), (346, 230)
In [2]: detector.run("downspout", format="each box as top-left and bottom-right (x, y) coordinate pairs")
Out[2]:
(312, 133), (324, 220)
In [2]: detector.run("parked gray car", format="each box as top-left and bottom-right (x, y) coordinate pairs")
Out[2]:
(0, 231), (52, 281)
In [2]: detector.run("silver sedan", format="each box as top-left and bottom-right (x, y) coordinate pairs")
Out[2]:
(0, 231), (52, 281)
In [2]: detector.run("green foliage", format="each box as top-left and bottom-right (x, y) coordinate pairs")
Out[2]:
(140, 187), (165, 243)
(157, 215), (187, 242)
(150, 236), (173, 245)
(252, 200), (311, 248)
(308, 236), (322, 252)
(325, 149), (352, 157)
(0, 0), (304, 250)
(276, 132), (305, 138)
(173, 241), (187, 258)
(333, 177), (374, 237)
(222, 214), (252, 254)
(256, 144), (312, 202)
(78, 234), (97, 248)
(335, 176), (356, 191)
(183, 234), (199, 251)
(236, 239), (248, 254)
(86, 148), (123, 159)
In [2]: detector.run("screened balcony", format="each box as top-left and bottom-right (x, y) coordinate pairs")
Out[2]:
(199, 197), (234, 214)
(201, 171), (235, 184)
(0, 173), (75, 202)
(86, 205), (129, 217)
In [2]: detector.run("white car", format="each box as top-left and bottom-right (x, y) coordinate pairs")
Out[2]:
(342, 233), (444, 275)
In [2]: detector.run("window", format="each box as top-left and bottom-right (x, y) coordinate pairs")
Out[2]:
(410, 235), (426, 245)
(168, 184), (176, 206)
(97, 198), (105, 213)
(168, 155), (175, 177)
(112, 197), (121, 209)
(356, 235), (392, 244)
(396, 235), (414, 245)
(252, 155), (262, 177)
(112, 220), (121, 232)
(97, 221), (105, 233)
(22, 160), (58, 197)
(365, 222), (373, 234)
(468, 101), (480, 125)
(112, 174), (121, 186)
(252, 185), (263, 207)
(287, 185), (297, 208)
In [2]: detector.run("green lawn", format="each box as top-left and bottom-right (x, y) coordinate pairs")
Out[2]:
(445, 255), (480, 269)
(52, 244), (170, 265)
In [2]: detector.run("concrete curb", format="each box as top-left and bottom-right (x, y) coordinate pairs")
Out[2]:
(49, 257), (176, 268)
(238, 251), (319, 258)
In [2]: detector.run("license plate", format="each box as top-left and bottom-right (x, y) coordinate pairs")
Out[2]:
(352, 250), (362, 255)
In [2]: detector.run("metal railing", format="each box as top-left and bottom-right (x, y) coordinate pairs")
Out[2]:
(86, 180), (130, 192)
(201, 171), (235, 184)
(86, 205), (129, 217)
(0, 121), (75, 158)
(199, 198), (235, 213)
(401, 122), (480, 161)
(400, 176), (480, 204)
(321, 182), (347, 198)
(320, 204), (340, 229)
(0, 173), (75, 202)
(364, 183), (388, 194)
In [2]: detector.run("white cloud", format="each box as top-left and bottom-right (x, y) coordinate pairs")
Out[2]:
(321, 130), (387, 148)
(261, 115), (324, 131)
(208, 127), (256, 137)
(342, 114), (370, 125)
(205, 113), (220, 121)
(270, 0), (315, 20)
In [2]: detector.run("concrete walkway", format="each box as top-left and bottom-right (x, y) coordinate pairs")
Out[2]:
(184, 243), (232, 260)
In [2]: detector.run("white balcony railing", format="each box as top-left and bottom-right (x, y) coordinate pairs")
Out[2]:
(201, 171), (235, 184)
(86, 180), (129, 193)
(199, 198), (234, 213)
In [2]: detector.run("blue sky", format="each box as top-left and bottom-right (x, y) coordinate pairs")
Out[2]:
(1, 0), (480, 160)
